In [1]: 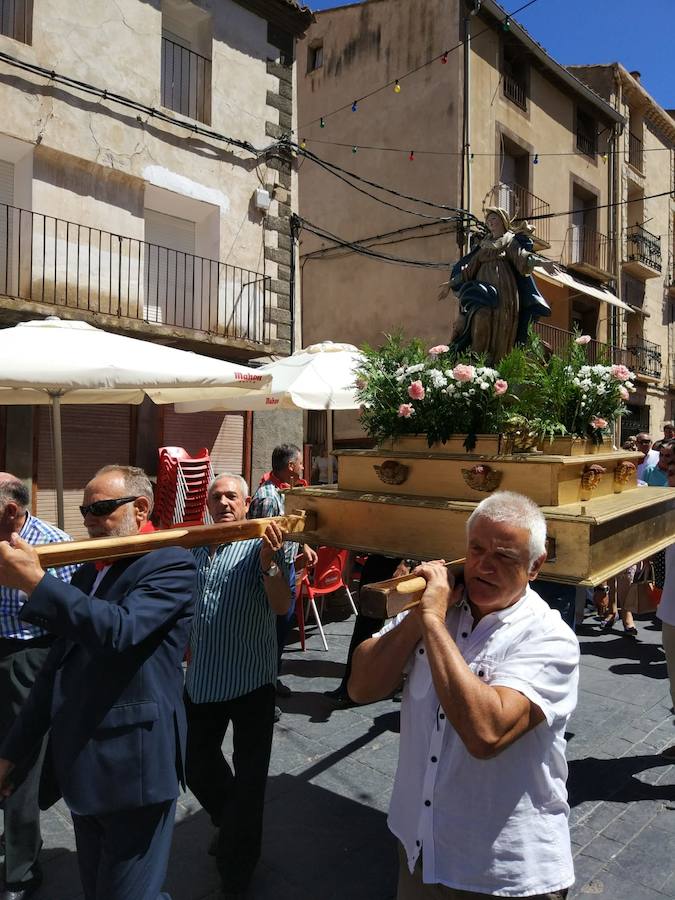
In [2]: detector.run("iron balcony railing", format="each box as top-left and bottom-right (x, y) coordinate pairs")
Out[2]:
(626, 223), (662, 272)
(534, 322), (662, 381)
(627, 337), (662, 380)
(0, 0), (31, 43)
(161, 35), (211, 124)
(0, 202), (271, 344)
(628, 131), (644, 172)
(490, 181), (550, 245)
(576, 130), (596, 158)
(533, 321), (632, 369)
(563, 225), (611, 275)
(503, 73), (527, 110)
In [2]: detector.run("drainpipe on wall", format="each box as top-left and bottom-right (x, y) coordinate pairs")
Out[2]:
(289, 214), (299, 354)
(462, 0), (482, 253)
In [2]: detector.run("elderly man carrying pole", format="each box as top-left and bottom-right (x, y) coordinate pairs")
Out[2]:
(349, 491), (579, 900)
(0, 465), (196, 900)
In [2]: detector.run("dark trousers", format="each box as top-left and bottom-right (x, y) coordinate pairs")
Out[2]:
(72, 799), (176, 900)
(338, 556), (401, 693)
(185, 683), (276, 892)
(276, 593), (296, 675)
(0, 636), (53, 886)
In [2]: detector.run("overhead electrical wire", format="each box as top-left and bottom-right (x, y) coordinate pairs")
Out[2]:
(295, 215), (454, 269)
(0, 49), (272, 158)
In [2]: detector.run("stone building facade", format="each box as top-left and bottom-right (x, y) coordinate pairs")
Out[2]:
(0, 0), (311, 532)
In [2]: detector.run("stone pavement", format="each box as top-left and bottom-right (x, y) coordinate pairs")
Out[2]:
(11, 602), (675, 900)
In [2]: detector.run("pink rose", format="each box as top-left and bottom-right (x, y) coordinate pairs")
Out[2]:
(575, 335), (592, 345)
(494, 379), (508, 395)
(590, 416), (608, 429)
(619, 386), (630, 401)
(611, 364), (631, 381)
(397, 403), (415, 418)
(408, 380), (425, 400)
(428, 344), (450, 356)
(452, 364), (476, 382)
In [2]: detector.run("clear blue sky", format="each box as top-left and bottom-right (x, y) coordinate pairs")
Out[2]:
(307, 0), (675, 109)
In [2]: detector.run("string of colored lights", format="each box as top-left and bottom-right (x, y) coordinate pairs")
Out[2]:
(298, 0), (543, 131)
(297, 135), (672, 160)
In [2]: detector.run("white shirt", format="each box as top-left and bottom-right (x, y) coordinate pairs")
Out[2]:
(379, 585), (579, 897)
(657, 544), (675, 627)
(637, 448), (659, 480)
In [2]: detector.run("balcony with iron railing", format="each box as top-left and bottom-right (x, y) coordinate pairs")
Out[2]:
(489, 182), (550, 247)
(628, 131), (644, 173)
(0, 203), (272, 351)
(576, 130), (596, 159)
(161, 35), (211, 124)
(626, 336), (662, 381)
(624, 223), (662, 278)
(562, 225), (612, 280)
(534, 321), (661, 382)
(502, 73), (527, 110)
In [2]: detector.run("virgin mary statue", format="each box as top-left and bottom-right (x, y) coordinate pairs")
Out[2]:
(444, 207), (555, 363)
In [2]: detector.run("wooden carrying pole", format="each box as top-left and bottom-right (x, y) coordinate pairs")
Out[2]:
(359, 559), (465, 619)
(35, 514), (314, 569)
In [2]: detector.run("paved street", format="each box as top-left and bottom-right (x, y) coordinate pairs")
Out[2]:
(13, 600), (675, 900)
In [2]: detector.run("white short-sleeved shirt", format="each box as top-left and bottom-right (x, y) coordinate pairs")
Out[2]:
(378, 585), (580, 897)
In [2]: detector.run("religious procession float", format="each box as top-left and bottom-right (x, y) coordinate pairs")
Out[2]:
(284, 208), (675, 588)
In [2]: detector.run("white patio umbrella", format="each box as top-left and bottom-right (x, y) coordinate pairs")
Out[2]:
(175, 341), (364, 482)
(0, 317), (271, 526)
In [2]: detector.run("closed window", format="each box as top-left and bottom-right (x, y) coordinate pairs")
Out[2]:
(0, 0), (32, 44)
(308, 42), (323, 73)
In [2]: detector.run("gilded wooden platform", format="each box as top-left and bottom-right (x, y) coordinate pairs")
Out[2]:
(284, 445), (672, 585)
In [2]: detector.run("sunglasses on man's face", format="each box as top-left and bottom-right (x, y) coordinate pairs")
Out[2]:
(79, 496), (139, 518)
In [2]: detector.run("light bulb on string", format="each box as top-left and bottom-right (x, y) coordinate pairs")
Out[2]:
(533, 153), (539, 164)
(441, 51), (449, 64)
(601, 153), (607, 163)
(320, 117), (325, 128)
(352, 145), (358, 154)
(502, 17), (510, 31)
(394, 79), (401, 93)
(351, 101), (358, 112)
(300, 139), (307, 150)
(470, 152), (474, 161)
(409, 150), (415, 161)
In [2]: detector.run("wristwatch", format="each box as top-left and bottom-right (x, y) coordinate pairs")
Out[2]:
(262, 561), (280, 577)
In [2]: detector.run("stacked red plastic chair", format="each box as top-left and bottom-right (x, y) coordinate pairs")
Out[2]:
(155, 446), (214, 529)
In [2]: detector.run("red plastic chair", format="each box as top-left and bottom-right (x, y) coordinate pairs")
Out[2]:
(296, 547), (358, 651)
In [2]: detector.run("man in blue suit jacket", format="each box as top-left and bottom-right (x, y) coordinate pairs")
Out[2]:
(0, 465), (196, 900)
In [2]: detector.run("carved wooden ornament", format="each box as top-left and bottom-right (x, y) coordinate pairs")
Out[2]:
(461, 464), (503, 493)
(373, 460), (409, 485)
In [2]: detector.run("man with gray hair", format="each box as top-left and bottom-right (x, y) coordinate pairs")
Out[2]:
(350, 491), (579, 899)
(185, 472), (292, 899)
(0, 474), (76, 900)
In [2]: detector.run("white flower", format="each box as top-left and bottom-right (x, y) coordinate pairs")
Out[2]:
(444, 369), (455, 379)
(480, 382), (489, 390)
(429, 369), (448, 389)
(468, 389), (476, 395)
(446, 384), (455, 394)
(394, 366), (405, 377)
(406, 363), (425, 375)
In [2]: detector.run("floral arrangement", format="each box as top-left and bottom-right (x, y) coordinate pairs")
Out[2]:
(355, 335), (512, 447)
(355, 330), (635, 448)
(501, 330), (636, 443)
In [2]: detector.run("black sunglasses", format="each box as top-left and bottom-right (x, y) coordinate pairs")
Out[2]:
(79, 496), (139, 518)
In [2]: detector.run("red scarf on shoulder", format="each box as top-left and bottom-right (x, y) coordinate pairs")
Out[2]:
(259, 471), (308, 490)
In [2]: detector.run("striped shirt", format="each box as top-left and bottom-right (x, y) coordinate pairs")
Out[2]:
(0, 512), (78, 639)
(185, 539), (289, 703)
(248, 481), (297, 565)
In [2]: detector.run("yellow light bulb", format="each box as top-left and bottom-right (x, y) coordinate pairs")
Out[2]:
(394, 80), (401, 94)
